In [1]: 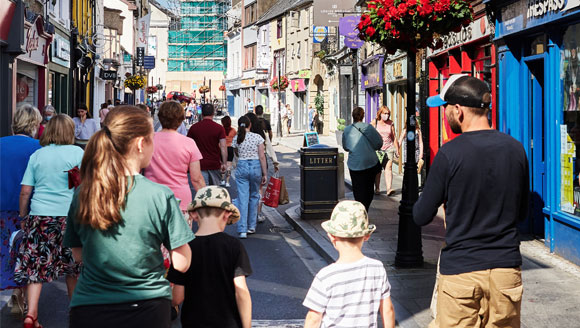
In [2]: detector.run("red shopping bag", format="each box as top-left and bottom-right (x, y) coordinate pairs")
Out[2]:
(263, 175), (282, 208)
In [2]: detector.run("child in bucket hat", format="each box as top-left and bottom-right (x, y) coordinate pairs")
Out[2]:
(303, 200), (395, 328)
(167, 186), (253, 328)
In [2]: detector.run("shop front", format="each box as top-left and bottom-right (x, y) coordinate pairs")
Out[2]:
(361, 55), (384, 123)
(427, 14), (496, 164)
(49, 31), (71, 115)
(255, 68), (269, 111)
(290, 76), (308, 132)
(225, 77), (240, 117)
(488, 0), (580, 264)
(15, 14), (53, 112)
(240, 78), (254, 116)
(384, 54), (408, 174)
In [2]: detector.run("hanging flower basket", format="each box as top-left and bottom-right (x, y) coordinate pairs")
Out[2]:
(155, 84), (163, 90)
(357, 0), (473, 54)
(146, 86), (158, 94)
(199, 85), (210, 93)
(219, 85), (226, 91)
(270, 76), (289, 91)
(124, 75), (146, 90)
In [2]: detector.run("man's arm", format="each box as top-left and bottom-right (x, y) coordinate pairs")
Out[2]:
(219, 138), (228, 172)
(234, 276), (252, 328)
(304, 310), (323, 328)
(189, 161), (206, 191)
(380, 297), (396, 328)
(413, 153), (448, 226)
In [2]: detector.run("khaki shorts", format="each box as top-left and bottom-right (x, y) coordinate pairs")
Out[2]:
(429, 267), (523, 328)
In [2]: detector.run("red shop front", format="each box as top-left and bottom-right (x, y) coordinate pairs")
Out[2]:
(426, 14), (497, 164)
(14, 14), (53, 111)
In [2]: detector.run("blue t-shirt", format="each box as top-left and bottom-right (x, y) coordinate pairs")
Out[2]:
(21, 144), (84, 216)
(0, 136), (42, 211)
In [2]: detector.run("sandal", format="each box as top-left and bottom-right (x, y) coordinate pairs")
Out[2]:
(23, 315), (42, 328)
(374, 189), (381, 195)
(387, 189), (395, 196)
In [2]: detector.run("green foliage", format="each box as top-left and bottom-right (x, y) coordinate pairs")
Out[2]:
(314, 94), (324, 115)
(337, 118), (346, 131)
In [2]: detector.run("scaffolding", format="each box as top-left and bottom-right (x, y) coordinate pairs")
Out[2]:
(167, 0), (229, 72)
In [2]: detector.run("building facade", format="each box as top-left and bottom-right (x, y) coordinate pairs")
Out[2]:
(225, 0), (242, 116)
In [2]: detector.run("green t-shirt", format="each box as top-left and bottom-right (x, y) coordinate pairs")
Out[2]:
(64, 174), (194, 307)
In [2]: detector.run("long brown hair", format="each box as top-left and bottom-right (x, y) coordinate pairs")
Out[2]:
(375, 105), (390, 122)
(77, 106), (153, 230)
(236, 116), (250, 144)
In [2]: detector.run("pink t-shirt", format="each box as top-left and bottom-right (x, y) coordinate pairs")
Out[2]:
(375, 120), (395, 151)
(144, 131), (203, 210)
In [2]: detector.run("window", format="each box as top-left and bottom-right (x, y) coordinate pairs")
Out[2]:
(297, 42), (301, 59)
(243, 44), (256, 70)
(245, 3), (257, 26)
(277, 19), (283, 39)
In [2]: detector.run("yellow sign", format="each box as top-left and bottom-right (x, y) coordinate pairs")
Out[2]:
(393, 62), (403, 78)
(299, 70), (311, 79)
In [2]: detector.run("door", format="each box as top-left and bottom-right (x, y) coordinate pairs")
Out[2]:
(526, 59), (546, 236)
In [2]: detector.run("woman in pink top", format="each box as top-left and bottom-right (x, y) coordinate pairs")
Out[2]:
(221, 116), (237, 187)
(144, 101), (206, 220)
(372, 106), (400, 196)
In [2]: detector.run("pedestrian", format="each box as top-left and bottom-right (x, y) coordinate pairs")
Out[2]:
(303, 200), (395, 328)
(186, 101), (194, 125)
(220, 116), (237, 187)
(187, 103), (228, 186)
(246, 98), (254, 113)
(64, 106), (193, 328)
(38, 105), (55, 138)
(342, 107), (383, 211)
(285, 104), (293, 135)
(371, 106), (400, 196)
(232, 116), (267, 238)
(168, 186), (252, 328)
(280, 103), (288, 137)
(398, 120), (424, 185)
(308, 105), (315, 132)
(99, 103), (110, 124)
(247, 109), (279, 223)
(0, 105), (42, 315)
(15, 114), (84, 328)
(414, 75), (529, 328)
(144, 101), (206, 227)
(73, 103), (100, 148)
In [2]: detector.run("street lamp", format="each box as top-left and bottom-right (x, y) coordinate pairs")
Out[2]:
(277, 54), (283, 138)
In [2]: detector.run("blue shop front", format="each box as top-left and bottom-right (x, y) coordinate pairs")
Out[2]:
(489, 0), (580, 265)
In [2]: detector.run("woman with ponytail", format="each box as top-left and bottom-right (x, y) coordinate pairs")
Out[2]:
(232, 116), (267, 239)
(64, 106), (193, 328)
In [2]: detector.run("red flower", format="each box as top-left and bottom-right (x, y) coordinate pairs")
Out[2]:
(418, 2), (433, 16)
(385, 0), (394, 7)
(434, 2), (446, 12)
(362, 14), (371, 25)
(366, 26), (376, 37)
(408, 0), (417, 6)
(389, 6), (400, 19)
(377, 7), (386, 17)
(409, 9), (415, 15)
(384, 21), (392, 30)
(358, 21), (364, 31)
(368, 2), (377, 9)
(397, 3), (408, 15)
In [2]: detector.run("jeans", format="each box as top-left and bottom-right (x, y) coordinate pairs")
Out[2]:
(235, 159), (262, 233)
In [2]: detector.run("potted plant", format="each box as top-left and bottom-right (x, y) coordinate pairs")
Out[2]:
(219, 85), (226, 91)
(124, 74), (146, 90)
(314, 93), (325, 134)
(155, 83), (163, 90)
(146, 86), (158, 94)
(335, 118), (346, 146)
(199, 85), (210, 93)
(270, 76), (289, 91)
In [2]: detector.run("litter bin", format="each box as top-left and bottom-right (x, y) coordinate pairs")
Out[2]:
(300, 146), (338, 220)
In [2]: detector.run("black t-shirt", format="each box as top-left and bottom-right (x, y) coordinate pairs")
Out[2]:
(413, 130), (530, 275)
(167, 232), (252, 328)
(259, 117), (272, 132)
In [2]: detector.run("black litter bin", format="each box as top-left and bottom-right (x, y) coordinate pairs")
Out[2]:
(300, 146), (338, 220)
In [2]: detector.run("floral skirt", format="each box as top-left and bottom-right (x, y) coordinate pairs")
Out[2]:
(14, 215), (81, 284)
(0, 210), (24, 290)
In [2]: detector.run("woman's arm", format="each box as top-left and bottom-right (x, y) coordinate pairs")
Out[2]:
(188, 161), (206, 191)
(71, 247), (83, 262)
(170, 243), (192, 273)
(418, 129), (424, 160)
(172, 284), (185, 306)
(19, 185), (33, 218)
(258, 144), (267, 185)
(234, 276), (252, 328)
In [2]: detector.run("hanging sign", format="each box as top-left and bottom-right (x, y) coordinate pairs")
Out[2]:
(100, 70), (118, 80)
(144, 56), (155, 69)
(136, 14), (150, 49)
(313, 26), (328, 43)
(136, 47), (145, 66)
(339, 16), (364, 49)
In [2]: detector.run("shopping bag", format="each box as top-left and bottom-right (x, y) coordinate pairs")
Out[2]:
(264, 175), (282, 208)
(278, 176), (289, 205)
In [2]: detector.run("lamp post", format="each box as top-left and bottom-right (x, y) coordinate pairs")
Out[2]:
(395, 53), (423, 268)
(277, 56), (283, 138)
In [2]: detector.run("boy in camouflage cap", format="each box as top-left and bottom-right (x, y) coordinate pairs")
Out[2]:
(303, 200), (395, 328)
(167, 186), (253, 328)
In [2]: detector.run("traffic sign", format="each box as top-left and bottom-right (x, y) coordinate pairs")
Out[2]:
(144, 56), (155, 69)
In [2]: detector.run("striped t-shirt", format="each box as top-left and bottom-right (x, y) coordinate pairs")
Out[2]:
(303, 257), (391, 328)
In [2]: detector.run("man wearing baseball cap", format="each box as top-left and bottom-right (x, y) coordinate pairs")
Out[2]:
(414, 75), (530, 327)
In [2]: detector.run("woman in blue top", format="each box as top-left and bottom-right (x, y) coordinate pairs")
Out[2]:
(73, 103), (100, 147)
(64, 106), (193, 328)
(0, 105), (42, 315)
(15, 114), (84, 328)
(342, 107), (383, 211)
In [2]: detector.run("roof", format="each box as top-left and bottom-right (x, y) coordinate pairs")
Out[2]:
(256, 0), (302, 26)
(288, 0), (313, 11)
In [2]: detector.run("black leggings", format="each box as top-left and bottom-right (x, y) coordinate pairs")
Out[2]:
(69, 297), (171, 328)
(350, 164), (381, 212)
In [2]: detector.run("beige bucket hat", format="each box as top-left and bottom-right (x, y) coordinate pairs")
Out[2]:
(188, 186), (240, 225)
(321, 200), (376, 238)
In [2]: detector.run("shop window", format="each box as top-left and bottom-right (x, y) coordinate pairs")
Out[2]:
(527, 34), (546, 56)
(277, 19), (283, 39)
(561, 24), (580, 216)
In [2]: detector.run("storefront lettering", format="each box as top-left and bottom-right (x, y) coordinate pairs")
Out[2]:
(440, 26), (473, 50)
(527, 0), (566, 19)
(26, 28), (39, 54)
(309, 157), (333, 165)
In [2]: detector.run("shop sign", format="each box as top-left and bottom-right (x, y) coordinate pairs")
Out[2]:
(144, 56), (155, 69)
(313, 26), (328, 43)
(51, 34), (70, 68)
(299, 69), (311, 79)
(16, 76), (29, 102)
(124, 53), (131, 63)
(361, 55), (384, 90)
(0, 0), (15, 42)
(100, 70), (117, 80)
(136, 47), (144, 66)
(385, 57), (408, 82)
(20, 16), (52, 66)
(241, 79), (255, 87)
(428, 16), (490, 57)
(497, 0), (580, 38)
(225, 78), (241, 90)
(314, 0), (357, 26)
(339, 16), (364, 49)
(291, 79), (306, 92)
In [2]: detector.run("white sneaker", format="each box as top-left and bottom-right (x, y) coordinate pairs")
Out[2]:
(225, 182), (231, 187)
(258, 213), (266, 223)
(247, 229), (256, 234)
(239, 232), (247, 239)
(220, 180), (226, 186)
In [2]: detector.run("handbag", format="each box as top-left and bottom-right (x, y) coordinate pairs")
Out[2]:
(264, 174), (281, 208)
(376, 150), (388, 165)
(65, 166), (81, 189)
(278, 176), (290, 205)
